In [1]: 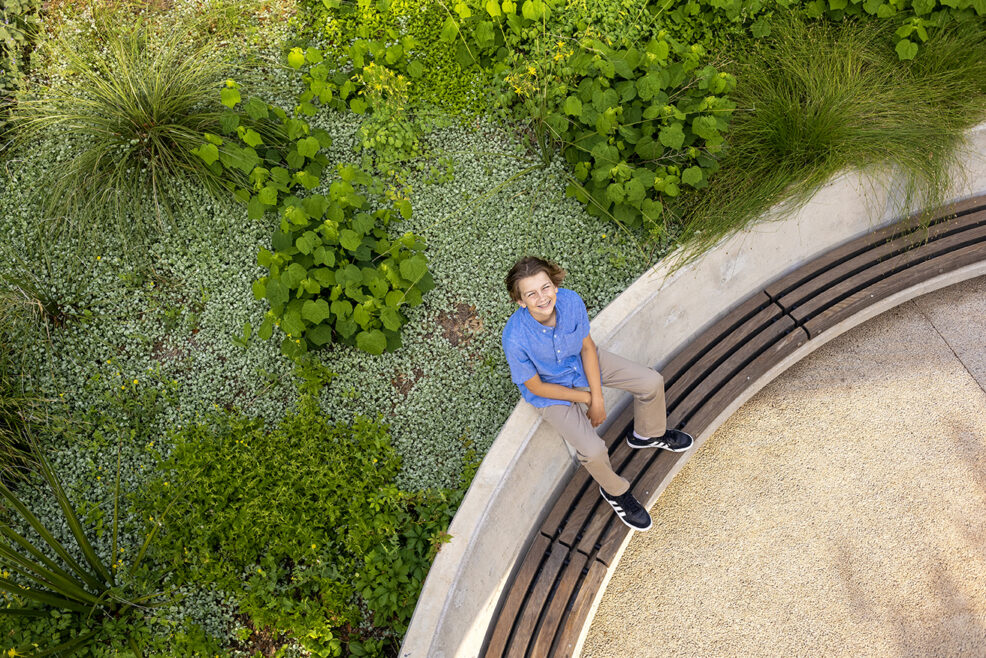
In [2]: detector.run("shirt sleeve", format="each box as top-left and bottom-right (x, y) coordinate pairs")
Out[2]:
(502, 337), (538, 386)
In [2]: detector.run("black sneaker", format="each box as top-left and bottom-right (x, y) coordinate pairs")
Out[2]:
(599, 486), (652, 531)
(626, 428), (694, 452)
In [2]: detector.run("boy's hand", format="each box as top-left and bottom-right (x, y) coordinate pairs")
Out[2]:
(586, 395), (606, 427)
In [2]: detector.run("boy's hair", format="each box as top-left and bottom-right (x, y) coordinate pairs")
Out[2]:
(504, 256), (567, 302)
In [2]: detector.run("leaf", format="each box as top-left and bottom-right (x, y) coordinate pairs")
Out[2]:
(895, 38), (918, 60)
(220, 111), (240, 133)
(288, 47), (306, 69)
(750, 18), (770, 38)
(563, 95), (583, 116)
(239, 128), (263, 148)
(306, 323), (333, 346)
(282, 263), (308, 289)
(258, 186), (278, 206)
(297, 136), (321, 158)
(691, 116), (719, 141)
(385, 290), (404, 307)
(408, 60), (425, 78)
(244, 97), (269, 119)
(258, 316), (274, 340)
(605, 182), (625, 204)
(658, 123), (685, 149)
(350, 97), (369, 114)
(192, 143), (219, 166)
(486, 0), (502, 16)
(399, 254), (428, 282)
(340, 229), (362, 251)
(625, 178), (646, 203)
(397, 199), (412, 220)
(302, 299), (332, 323)
(353, 303), (371, 328)
(440, 16), (459, 42)
(252, 280), (266, 300)
(681, 166), (703, 187)
(220, 87), (241, 108)
(356, 330), (387, 355)
(331, 299), (353, 318)
(380, 307), (403, 331)
(265, 279), (288, 308)
(282, 309), (305, 337)
(295, 234), (314, 255)
(306, 47), (324, 64)
(248, 195), (266, 220)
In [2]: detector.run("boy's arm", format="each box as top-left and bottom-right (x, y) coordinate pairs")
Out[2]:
(524, 374), (592, 405)
(580, 335), (606, 427)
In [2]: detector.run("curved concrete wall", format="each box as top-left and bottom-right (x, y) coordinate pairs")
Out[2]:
(400, 122), (986, 658)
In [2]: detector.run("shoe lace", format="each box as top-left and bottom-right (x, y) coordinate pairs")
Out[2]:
(616, 491), (644, 516)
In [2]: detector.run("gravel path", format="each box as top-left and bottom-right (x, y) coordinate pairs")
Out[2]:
(582, 276), (986, 657)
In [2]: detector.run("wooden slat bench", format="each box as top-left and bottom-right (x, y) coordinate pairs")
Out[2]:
(482, 195), (986, 658)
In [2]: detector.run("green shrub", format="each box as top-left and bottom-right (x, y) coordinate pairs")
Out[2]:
(8, 7), (263, 251)
(201, 53), (434, 358)
(141, 395), (459, 655)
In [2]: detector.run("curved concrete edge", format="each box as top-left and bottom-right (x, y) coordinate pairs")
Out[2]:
(400, 121), (986, 658)
(569, 258), (986, 657)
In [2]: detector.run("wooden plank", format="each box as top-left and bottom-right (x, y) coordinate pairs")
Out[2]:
(551, 560), (609, 658)
(683, 326), (809, 437)
(804, 238), (986, 337)
(660, 292), (773, 391)
(483, 534), (553, 658)
(528, 551), (590, 657)
(789, 221), (986, 330)
(776, 213), (985, 315)
(504, 541), (570, 658)
(672, 315), (797, 429)
(766, 201), (986, 302)
(665, 301), (784, 410)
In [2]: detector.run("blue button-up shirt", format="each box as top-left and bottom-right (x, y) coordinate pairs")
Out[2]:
(502, 287), (591, 408)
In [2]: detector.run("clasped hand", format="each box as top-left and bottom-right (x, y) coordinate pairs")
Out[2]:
(583, 391), (606, 428)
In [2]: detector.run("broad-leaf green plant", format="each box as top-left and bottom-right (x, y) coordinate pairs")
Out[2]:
(199, 52), (434, 358)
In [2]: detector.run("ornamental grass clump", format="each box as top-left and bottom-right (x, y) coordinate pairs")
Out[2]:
(9, 7), (244, 248)
(675, 17), (986, 259)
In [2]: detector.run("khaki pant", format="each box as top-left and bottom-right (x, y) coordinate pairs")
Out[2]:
(539, 349), (666, 496)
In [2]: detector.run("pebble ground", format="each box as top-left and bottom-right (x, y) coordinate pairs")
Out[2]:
(582, 275), (986, 657)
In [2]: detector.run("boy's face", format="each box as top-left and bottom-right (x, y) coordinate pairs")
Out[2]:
(516, 271), (557, 322)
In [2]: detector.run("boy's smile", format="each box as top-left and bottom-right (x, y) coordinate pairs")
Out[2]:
(516, 272), (558, 325)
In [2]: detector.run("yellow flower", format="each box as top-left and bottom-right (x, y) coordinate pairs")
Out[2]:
(311, 544), (317, 550)
(527, 65), (537, 76)
(96, 256), (101, 261)
(133, 379), (138, 385)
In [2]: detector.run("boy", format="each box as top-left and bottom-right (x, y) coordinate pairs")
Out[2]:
(501, 256), (693, 531)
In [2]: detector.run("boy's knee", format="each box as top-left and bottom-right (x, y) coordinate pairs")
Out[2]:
(646, 368), (664, 393)
(575, 439), (609, 466)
